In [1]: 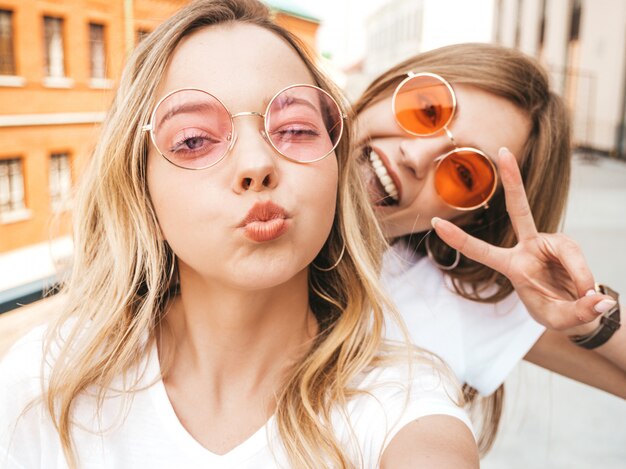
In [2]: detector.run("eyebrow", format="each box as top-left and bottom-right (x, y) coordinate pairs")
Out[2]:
(156, 100), (223, 131)
(272, 94), (320, 114)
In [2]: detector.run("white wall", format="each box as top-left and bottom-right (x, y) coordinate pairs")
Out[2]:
(496, 0), (626, 152)
(578, 0), (626, 151)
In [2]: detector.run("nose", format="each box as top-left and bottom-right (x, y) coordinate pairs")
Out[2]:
(231, 120), (278, 193)
(398, 134), (450, 179)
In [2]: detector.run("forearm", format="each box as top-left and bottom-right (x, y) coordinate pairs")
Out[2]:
(525, 330), (626, 399)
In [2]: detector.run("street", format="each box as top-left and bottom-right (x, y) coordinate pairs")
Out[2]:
(482, 154), (626, 468)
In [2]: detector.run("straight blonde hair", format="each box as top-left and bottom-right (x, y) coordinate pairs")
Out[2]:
(41, 1), (417, 467)
(354, 43), (572, 454)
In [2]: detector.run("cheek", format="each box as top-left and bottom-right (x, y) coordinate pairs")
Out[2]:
(301, 159), (338, 245)
(147, 154), (182, 236)
(147, 153), (223, 250)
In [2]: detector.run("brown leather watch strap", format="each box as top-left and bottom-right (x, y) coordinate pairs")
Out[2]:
(570, 285), (621, 350)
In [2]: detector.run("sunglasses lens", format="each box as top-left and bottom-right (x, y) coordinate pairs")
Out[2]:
(152, 89), (232, 169)
(394, 74), (455, 136)
(266, 85), (343, 163)
(434, 149), (496, 209)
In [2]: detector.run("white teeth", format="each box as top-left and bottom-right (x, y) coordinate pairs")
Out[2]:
(369, 150), (399, 200)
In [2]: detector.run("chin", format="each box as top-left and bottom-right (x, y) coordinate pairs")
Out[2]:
(378, 213), (432, 239)
(229, 267), (308, 291)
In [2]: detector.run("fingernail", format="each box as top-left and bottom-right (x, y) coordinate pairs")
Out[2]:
(431, 217), (442, 229)
(585, 289), (597, 297)
(498, 147), (510, 158)
(594, 299), (617, 314)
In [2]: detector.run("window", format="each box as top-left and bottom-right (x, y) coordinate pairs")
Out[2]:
(43, 16), (65, 77)
(514, 0), (524, 48)
(0, 158), (25, 214)
(537, 0), (547, 57)
(0, 10), (15, 75)
(494, 0), (503, 43)
(137, 29), (150, 44)
(89, 23), (106, 79)
(569, 0), (582, 42)
(49, 153), (71, 211)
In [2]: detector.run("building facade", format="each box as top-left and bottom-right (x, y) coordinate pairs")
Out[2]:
(0, 0), (190, 253)
(494, 0), (626, 159)
(342, 0), (493, 101)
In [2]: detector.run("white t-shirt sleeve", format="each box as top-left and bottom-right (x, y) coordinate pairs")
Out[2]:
(383, 245), (545, 397)
(336, 362), (474, 467)
(457, 290), (545, 395)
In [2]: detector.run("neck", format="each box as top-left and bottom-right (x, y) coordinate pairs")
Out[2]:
(157, 264), (318, 392)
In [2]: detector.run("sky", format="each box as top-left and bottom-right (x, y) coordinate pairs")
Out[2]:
(280, 0), (495, 68)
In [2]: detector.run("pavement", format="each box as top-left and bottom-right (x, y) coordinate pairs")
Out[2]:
(482, 154), (626, 468)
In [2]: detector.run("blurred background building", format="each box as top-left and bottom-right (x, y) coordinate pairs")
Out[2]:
(494, 0), (626, 162)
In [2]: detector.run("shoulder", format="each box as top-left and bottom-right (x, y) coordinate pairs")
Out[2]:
(334, 360), (474, 466)
(355, 360), (471, 427)
(0, 323), (49, 386)
(0, 322), (57, 428)
(0, 324), (51, 465)
(381, 413), (479, 468)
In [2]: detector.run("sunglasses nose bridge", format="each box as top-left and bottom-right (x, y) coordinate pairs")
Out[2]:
(443, 127), (457, 148)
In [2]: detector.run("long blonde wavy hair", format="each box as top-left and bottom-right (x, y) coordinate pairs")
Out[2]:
(353, 43), (572, 454)
(43, 1), (411, 467)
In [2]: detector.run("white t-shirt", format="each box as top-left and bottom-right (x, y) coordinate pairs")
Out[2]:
(382, 243), (545, 396)
(0, 325), (472, 469)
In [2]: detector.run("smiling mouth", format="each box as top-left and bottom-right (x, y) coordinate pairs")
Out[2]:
(359, 146), (400, 207)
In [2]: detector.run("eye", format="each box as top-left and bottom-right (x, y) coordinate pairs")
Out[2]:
(175, 136), (207, 151)
(453, 162), (474, 190)
(169, 129), (223, 156)
(416, 95), (442, 127)
(270, 123), (321, 141)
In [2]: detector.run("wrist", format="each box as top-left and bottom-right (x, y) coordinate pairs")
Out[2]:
(564, 314), (602, 337)
(569, 284), (621, 350)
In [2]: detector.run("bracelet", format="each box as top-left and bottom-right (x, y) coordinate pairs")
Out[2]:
(570, 284), (621, 350)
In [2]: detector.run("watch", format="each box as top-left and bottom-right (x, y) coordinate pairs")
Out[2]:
(570, 284), (621, 349)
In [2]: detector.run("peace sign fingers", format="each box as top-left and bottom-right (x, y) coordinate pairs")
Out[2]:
(431, 217), (511, 275)
(496, 147), (540, 243)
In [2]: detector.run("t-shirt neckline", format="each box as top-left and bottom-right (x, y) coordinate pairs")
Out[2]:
(144, 341), (277, 465)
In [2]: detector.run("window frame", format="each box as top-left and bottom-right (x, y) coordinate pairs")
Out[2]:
(49, 152), (72, 213)
(0, 9), (16, 76)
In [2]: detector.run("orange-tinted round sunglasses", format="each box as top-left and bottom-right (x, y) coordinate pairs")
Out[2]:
(392, 72), (497, 210)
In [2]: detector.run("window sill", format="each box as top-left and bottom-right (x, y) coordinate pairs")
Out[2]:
(43, 77), (74, 89)
(89, 78), (113, 89)
(0, 76), (26, 87)
(0, 208), (33, 225)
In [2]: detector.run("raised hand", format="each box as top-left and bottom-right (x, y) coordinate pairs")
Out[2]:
(431, 147), (617, 333)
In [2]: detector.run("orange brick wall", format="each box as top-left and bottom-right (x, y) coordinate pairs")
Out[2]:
(274, 13), (319, 56)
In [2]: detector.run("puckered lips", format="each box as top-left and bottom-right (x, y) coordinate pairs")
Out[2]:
(358, 145), (401, 207)
(238, 200), (290, 242)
